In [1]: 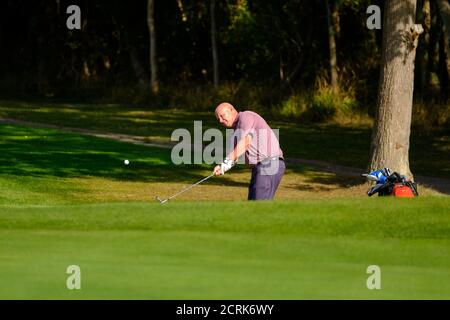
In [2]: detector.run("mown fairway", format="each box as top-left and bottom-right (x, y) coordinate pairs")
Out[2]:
(0, 120), (449, 299)
(1, 199), (450, 299)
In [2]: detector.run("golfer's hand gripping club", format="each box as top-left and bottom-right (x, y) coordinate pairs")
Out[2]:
(213, 158), (234, 176)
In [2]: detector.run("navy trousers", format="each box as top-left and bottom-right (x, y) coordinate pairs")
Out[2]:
(248, 159), (285, 200)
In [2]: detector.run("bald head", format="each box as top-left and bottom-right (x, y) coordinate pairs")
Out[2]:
(215, 102), (238, 127)
(215, 102), (235, 114)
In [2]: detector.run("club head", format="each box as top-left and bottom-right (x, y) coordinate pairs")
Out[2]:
(155, 196), (168, 204)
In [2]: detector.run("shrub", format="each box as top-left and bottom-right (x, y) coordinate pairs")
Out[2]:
(277, 94), (307, 118)
(412, 102), (450, 128)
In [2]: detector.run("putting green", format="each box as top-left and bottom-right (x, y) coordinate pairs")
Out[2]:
(0, 199), (449, 299)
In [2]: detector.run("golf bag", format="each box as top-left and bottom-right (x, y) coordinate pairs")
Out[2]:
(362, 168), (419, 197)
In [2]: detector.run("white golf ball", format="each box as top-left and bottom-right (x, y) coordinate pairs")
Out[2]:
(124, 160), (129, 165)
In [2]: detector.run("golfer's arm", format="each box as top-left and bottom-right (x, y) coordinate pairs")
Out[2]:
(227, 134), (252, 162)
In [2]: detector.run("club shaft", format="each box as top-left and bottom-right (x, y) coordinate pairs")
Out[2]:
(166, 174), (214, 201)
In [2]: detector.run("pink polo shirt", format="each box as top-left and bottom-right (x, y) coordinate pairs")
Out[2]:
(232, 111), (283, 165)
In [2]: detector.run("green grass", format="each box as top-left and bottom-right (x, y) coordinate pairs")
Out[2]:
(0, 123), (255, 205)
(0, 123), (185, 182)
(1, 199), (449, 299)
(1, 100), (449, 178)
(0, 115), (448, 299)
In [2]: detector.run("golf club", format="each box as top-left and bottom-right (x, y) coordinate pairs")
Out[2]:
(155, 173), (215, 204)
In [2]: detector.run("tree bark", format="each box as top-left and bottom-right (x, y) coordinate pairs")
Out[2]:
(129, 45), (147, 88)
(124, 31), (147, 88)
(210, 0), (219, 88)
(176, 0), (187, 23)
(147, 0), (159, 94)
(438, 31), (450, 98)
(325, 0), (339, 92)
(369, 0), (423, 180)
(435, 0), (450, 97)
(427, 0), (439, 89)
(416, 0), (431, 97)
(436, 0), (450, 38)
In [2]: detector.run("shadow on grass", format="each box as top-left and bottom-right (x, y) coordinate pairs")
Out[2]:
(1, 100), (449, 179)
(287, 165), (366, 190)
(0, 100), (219, 141)
(0, 124), (248, 187)
(307, 173), (364, 188)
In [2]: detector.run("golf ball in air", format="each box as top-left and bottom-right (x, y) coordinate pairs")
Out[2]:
(124, 160), (129, 165)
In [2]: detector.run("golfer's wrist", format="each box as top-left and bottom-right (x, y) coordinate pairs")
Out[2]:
(220, 157), (234, 173)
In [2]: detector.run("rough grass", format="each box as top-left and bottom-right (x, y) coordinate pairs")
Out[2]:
(0, 123), (440, 207)
(0, 100), (449, 178)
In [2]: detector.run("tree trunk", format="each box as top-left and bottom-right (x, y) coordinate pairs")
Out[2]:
(129, 45), (147, 88)
(436, 0), (450, 39)
(438, 31), (450, 99)
(147, 0), (159, 94)
(427, 0), (439, 90)
(37, 44), (48, 93)
(210, 0), (219, 88)
(176, 0), (187, 23)
(416, 0), (431, 98)
(369, 0), (423, 180)
(436, 0), (450, 98)
(124, 32), (147, 88)
(325, 0), (339, 92)
(279, 55), (285, 82)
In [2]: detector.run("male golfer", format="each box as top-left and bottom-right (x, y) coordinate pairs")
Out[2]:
(213, 102), (285, 200)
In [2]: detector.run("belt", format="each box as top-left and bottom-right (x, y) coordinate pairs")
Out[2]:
(258, 156), (284, 165)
